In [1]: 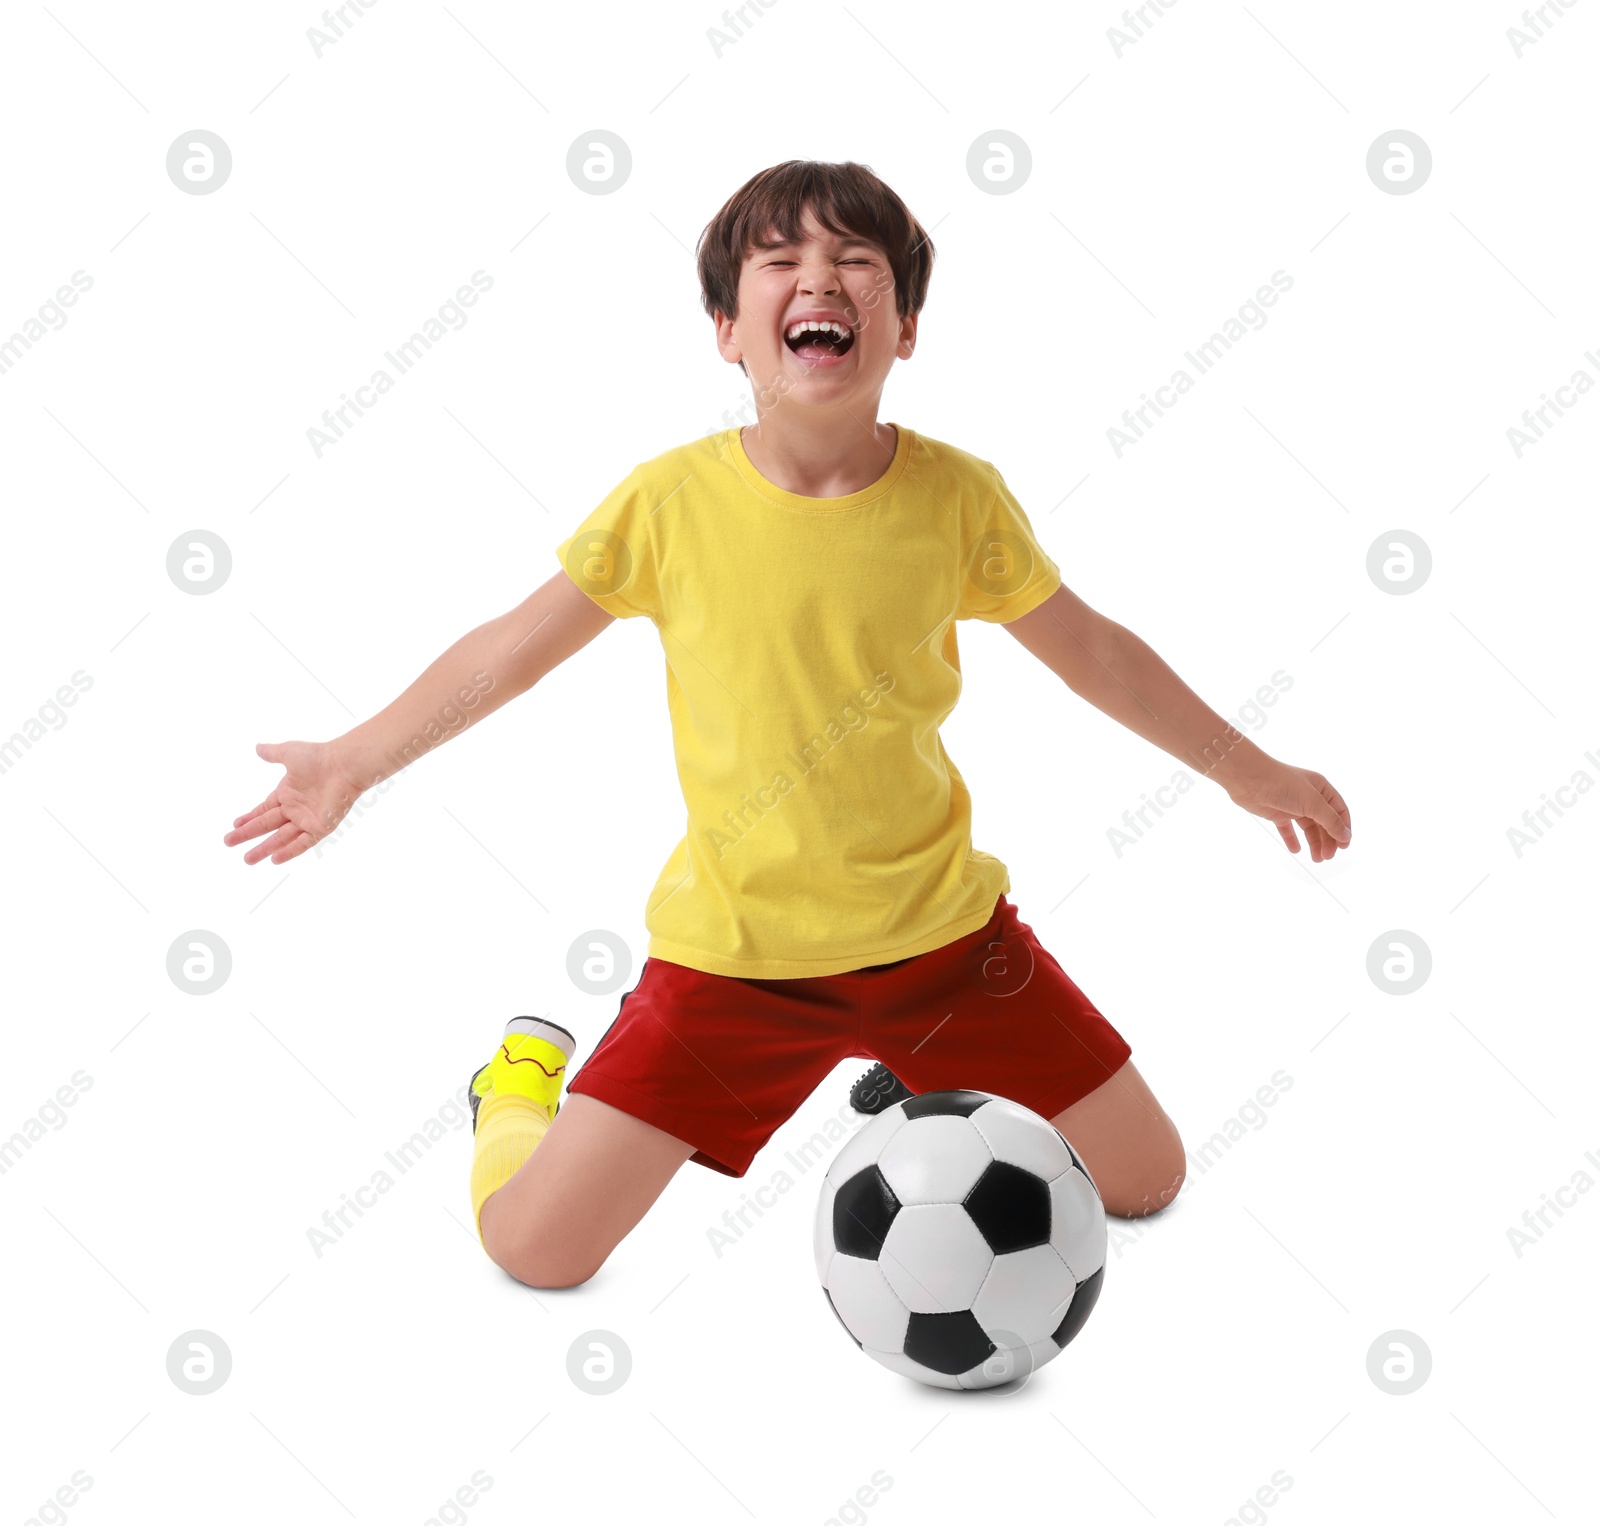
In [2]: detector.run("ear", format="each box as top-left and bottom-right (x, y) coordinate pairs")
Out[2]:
(713, 307), (745, 367)
(898, 309), (919, 359)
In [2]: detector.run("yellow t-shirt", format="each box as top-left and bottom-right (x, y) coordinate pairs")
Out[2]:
(555, 422), (1062, 979)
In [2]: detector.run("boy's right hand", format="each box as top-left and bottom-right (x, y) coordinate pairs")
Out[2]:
(224, 740), (365, 866)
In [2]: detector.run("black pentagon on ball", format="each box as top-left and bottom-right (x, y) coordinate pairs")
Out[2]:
(1050, 1265), (1104, 1349)
(902, 1089), (991, 1120)
(964, 1159), (1052, 1253)
(823, 1287), (862, 1348)
(832, 1166), (901, 1259)
(904, 1309), (996, 1376)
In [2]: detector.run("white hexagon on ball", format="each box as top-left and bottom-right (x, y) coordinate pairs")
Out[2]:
(879, 1202), (993, 1313)
(830, 1107), (905, 1185)
(813, 1175), (837, 1285)
(1049, 1166), (1107, 1282)
(877, 1115), (992, 1204)
(969, 1096), (1075, 1180)
(971, 1243), (1078, 1345)
(826, 1254), (910, 1351)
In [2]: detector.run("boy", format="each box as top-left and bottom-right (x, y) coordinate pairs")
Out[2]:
(225, 160), (1352, 1290)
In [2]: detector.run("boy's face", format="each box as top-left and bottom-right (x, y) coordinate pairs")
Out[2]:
(714, 206), (917, 411)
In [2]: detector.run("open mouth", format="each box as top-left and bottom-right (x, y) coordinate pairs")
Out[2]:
(784, 320), (856, 362)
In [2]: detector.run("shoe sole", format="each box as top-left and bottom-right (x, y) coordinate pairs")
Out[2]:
(504, 1015), (577, 1062)
(850, 1064), (913, 1116)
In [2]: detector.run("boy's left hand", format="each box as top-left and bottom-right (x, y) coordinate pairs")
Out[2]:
(1222, 758), (1352, 863)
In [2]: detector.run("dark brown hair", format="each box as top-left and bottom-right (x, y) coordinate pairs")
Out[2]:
(696, 160), (936, 371)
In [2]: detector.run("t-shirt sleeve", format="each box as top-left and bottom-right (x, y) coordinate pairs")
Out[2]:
(956, 465), (1063, 623)
(554, 465), (662, 621)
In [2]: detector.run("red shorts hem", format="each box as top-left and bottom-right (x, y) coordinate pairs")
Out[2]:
(1024, 1041), (1134, 1122)
(565, 1067), (753, 1178)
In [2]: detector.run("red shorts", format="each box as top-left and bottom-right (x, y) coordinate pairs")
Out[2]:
(565, 895), (1133, 1177)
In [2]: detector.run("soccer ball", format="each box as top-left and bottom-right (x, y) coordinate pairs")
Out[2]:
(814, 1089), (1107, 1389)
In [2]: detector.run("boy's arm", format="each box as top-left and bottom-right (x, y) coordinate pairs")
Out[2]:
(226, 571), (612, 865)
(333, 569), (614, 790)
(1004, 585), (1352, 860)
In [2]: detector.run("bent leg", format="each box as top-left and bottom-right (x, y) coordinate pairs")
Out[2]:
(478, 1093), (696, 1287)
(1049, 1059), (1186, 1219)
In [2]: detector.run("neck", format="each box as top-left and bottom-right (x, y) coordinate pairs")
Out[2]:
(740, 408), (898, 498)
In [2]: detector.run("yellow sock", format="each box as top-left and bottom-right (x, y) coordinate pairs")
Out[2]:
(470, 1092), (551, 1246)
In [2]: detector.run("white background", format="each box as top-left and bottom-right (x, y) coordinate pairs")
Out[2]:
(2, 1), (1595, 1522)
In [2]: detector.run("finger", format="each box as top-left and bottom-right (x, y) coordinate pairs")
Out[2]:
(226, 809), (283, 845)
(226, 806), (286, 846)
(1302, 819), (1333, 862)
(270, 830), (314, 864)
(232, 791), (281, 829)
(1308, 775), (1352, 843)
(1305, 793), (1344, 846)
(242, 823), (297, 865)
(1320, 776), (1352, 836)
(1330, 796), (1351, 839)
(1275, 820), (1300, 853)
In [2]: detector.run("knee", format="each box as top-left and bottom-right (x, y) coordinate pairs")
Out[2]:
(510, 1256), (601, 1289)
(1098, 1141), (1187, 1220)
(493, 1238), (603, 1289)
(480, 1201), (604, 1288)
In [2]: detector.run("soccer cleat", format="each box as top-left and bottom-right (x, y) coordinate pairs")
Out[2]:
(849, 1061), (914, 1116)
(469, 1016), (578, 1133)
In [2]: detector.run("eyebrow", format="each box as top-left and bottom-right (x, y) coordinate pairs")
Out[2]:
(760, 237), (881, 253)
